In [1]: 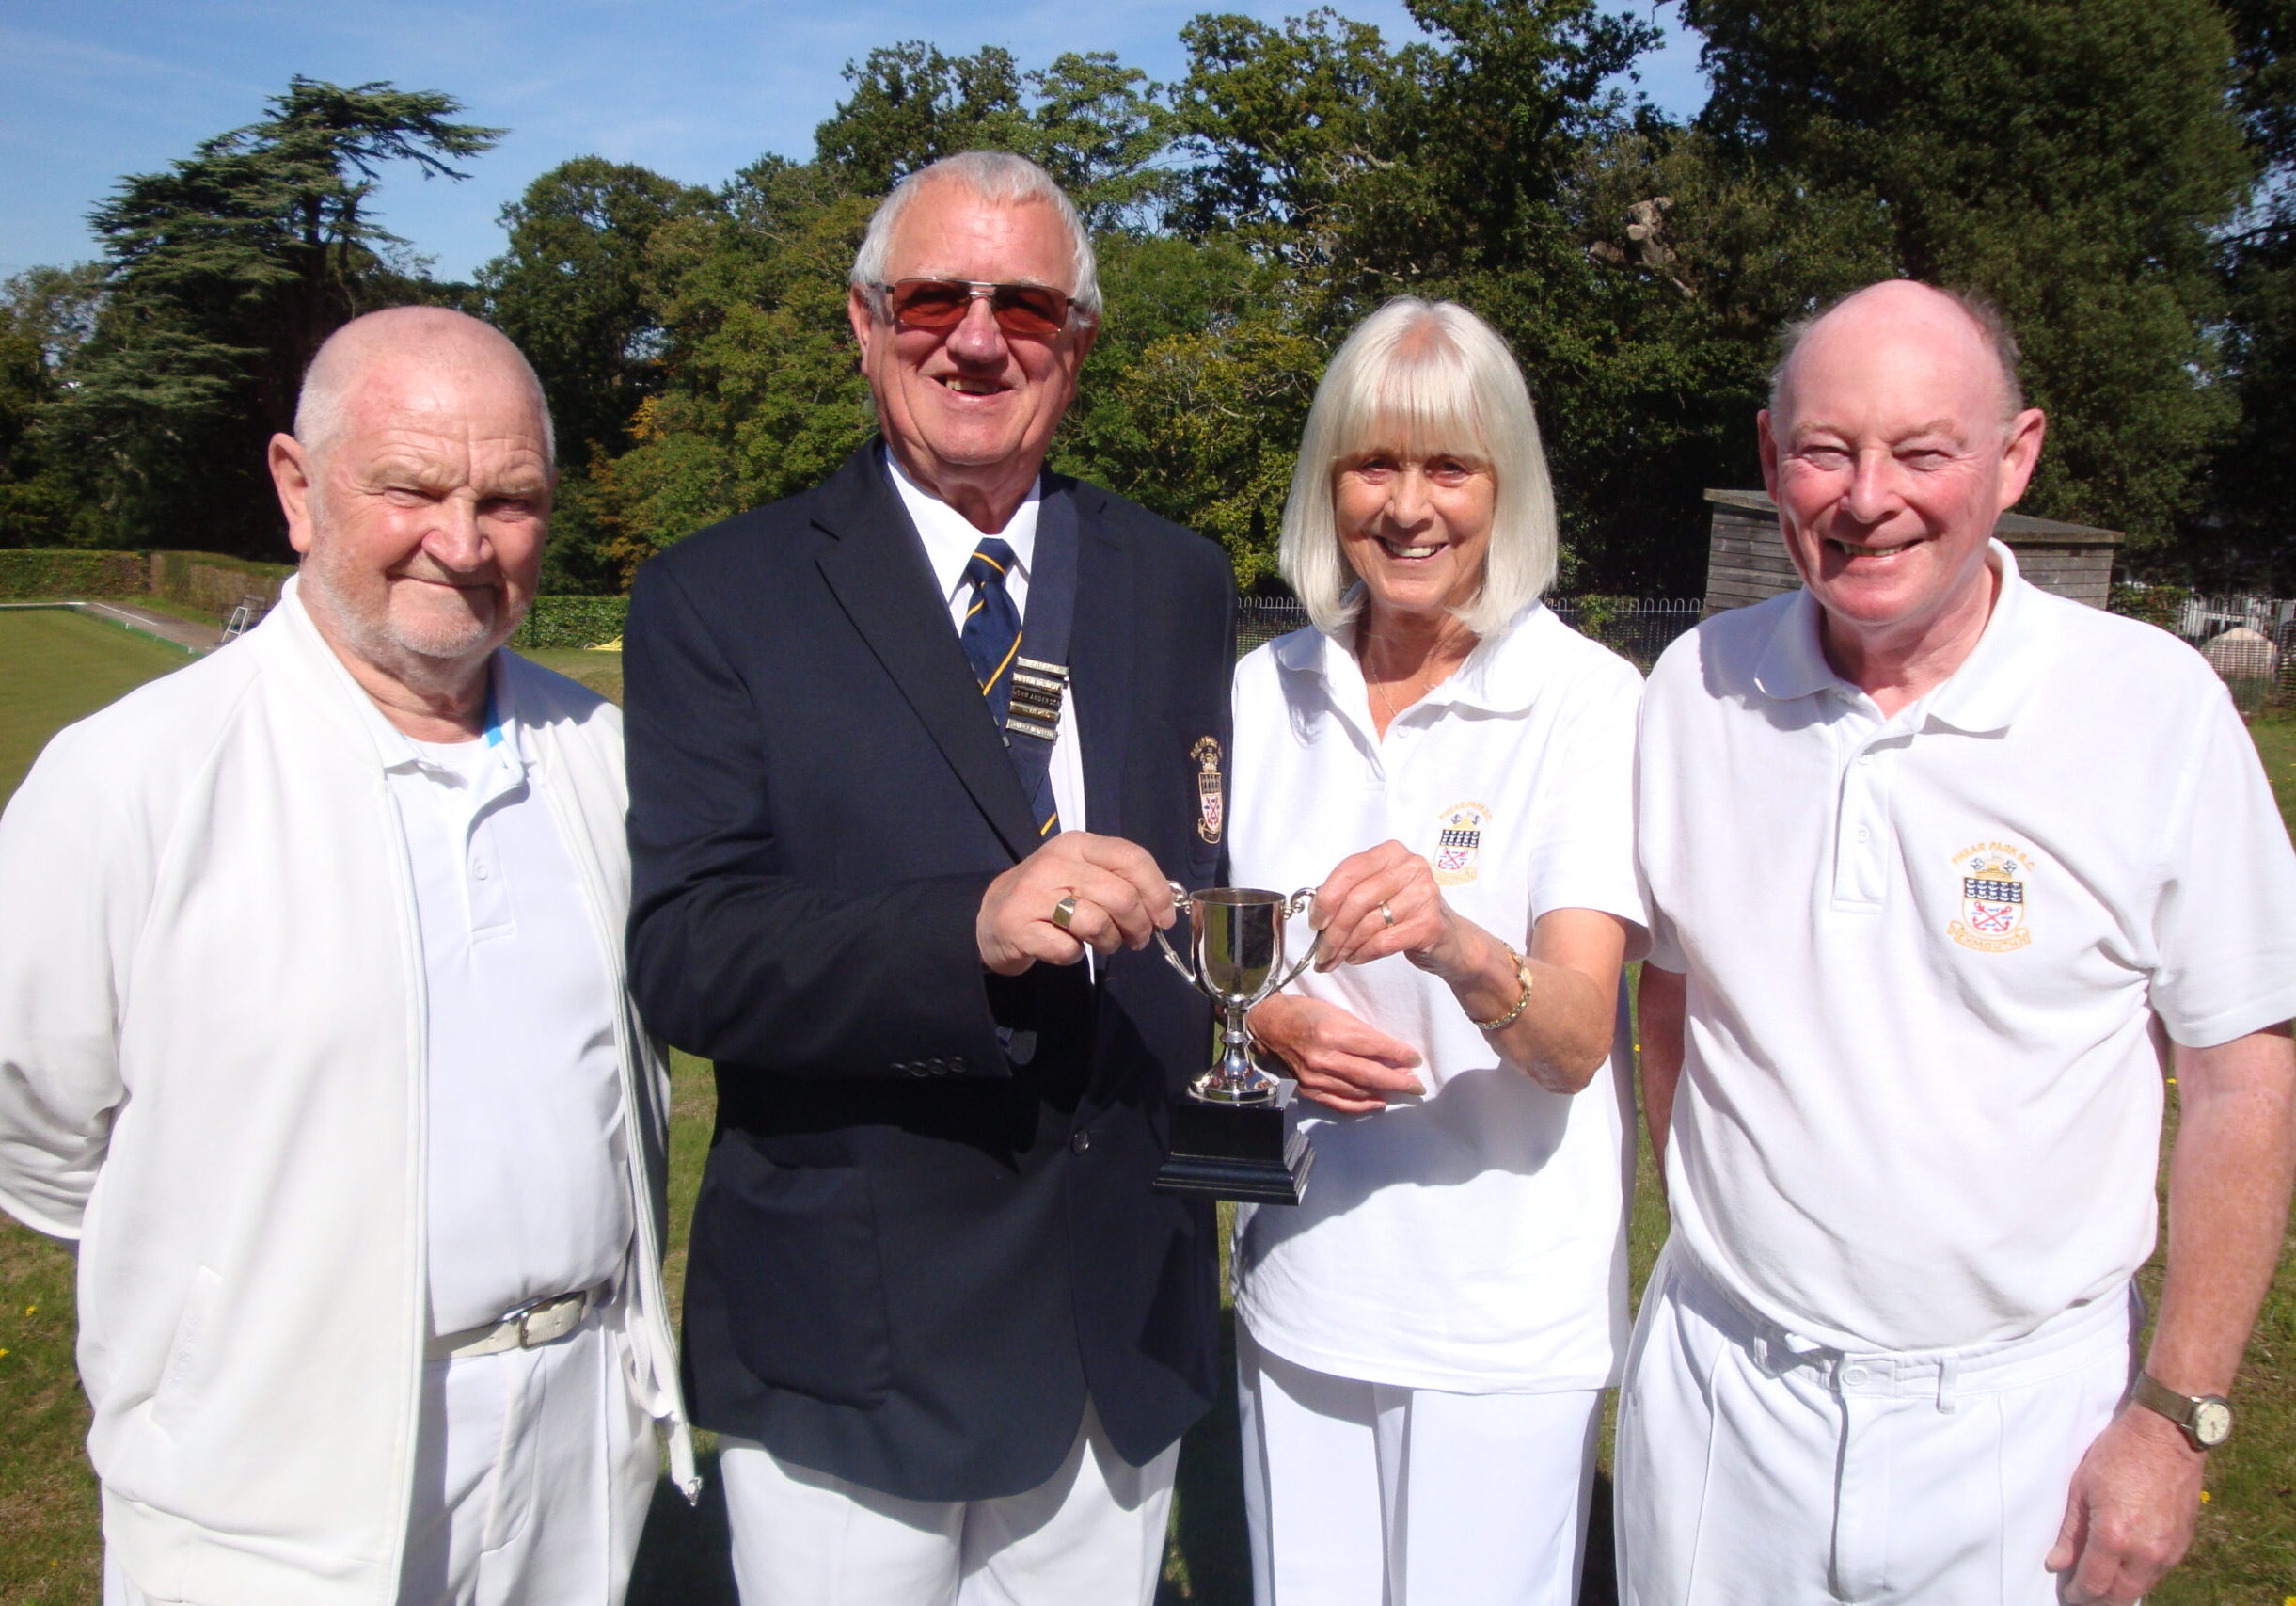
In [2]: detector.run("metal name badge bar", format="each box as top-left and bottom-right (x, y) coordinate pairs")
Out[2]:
(1005, 657), (1068, 743)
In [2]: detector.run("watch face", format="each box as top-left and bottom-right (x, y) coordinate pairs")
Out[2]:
(2193, 1398), (2233, 1447)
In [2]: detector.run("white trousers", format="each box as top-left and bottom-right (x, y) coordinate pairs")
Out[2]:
(104, 1311), (654, 1606)
(1616, 1245), (2137, 1606)
(719, 1402), (1177, 1606)
(1237, 1325), (1603, 1606)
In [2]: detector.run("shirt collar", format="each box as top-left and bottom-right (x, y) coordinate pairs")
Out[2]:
(1748, 540), (2049, 733)
(884, 447), (1043, 605)
(348, 647), (527, 785)
(1924, 542), (2047, 734)
(1279, 597), (1565, 721)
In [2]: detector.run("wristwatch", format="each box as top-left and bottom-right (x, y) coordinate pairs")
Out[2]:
(2129, 1372), (2233, 1451)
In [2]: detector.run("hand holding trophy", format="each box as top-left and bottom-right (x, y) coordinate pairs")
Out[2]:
(1150, 883), (1320, 1203)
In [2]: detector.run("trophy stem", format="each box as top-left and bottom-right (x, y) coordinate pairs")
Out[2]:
(1191, 1005), (1281, 1105)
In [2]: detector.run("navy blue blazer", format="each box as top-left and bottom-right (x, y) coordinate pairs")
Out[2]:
(624, 443), (1233, 1502)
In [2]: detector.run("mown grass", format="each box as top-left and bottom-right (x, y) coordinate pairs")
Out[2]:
(0, 609), (192, 802)
(0, 628), (2289, 1604)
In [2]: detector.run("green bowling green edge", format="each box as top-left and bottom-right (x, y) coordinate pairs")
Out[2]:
(0, 607), (2289, 1604)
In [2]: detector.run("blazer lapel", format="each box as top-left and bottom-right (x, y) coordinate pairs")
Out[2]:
(813, 444), (1040, 860)
(1065, 478), (1136, 846)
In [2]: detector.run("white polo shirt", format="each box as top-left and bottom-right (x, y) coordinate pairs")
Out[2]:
(1230, 605), (1648, 1392)
(1638, 543), (2296, 1354)
(888, 452), (1086, 836)
(366, 670), (633, 1336)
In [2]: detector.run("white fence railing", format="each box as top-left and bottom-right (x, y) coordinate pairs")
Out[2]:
(1238, 596), (1704, 670)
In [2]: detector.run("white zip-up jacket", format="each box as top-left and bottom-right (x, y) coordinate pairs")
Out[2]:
(0, 587), (693, 1606)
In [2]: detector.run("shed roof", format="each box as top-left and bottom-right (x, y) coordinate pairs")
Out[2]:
(1703, 488), (2122, 546)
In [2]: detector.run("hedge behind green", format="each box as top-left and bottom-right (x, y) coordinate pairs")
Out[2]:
(151, 550), (292, 618)
(514, 596), (627, 651)
(0, 549), (149, 600)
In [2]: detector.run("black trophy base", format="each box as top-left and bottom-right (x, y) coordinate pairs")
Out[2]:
(1153, 1077), (1315, 1205)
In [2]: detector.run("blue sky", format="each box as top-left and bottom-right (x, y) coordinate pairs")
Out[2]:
(0, 0), (1707, 284)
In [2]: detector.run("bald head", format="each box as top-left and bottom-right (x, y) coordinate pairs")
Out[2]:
(1771, 281), (2024, 430)
(270, 306), (556, 731)
(296, 307), (554, 474)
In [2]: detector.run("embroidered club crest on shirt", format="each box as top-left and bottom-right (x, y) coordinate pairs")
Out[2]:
(1948, 842), (2035, 952)
(1432, 801), (1491, 886)
(1192, 736), (1224, 844)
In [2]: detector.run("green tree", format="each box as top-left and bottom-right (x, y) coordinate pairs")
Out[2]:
(1684, 0), (2254, 560)
(1059, 234), (1323, 586)
(2193, 0), (2296, 587)
(50, 77), (497, 554)
(815, 42), (1035, 195)
(480, 158), (715, 593)
(481, 158), (714, 464)
(816, 43), (1178, 231)
(1172, 1), (1742, 589)
(582, 160), (878, 580)
(0, 264), (104, 547)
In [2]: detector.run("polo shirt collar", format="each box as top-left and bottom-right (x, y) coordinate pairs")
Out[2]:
(1923, 543), (2048, 734)
(1749, 541), (2049, 734)
(1278, 596), (1563, 720)
(320, 612), (526, 782)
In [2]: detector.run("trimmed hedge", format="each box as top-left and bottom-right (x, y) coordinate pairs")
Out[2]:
(514, 596), (628, 652)
(151, 550), (292, 618)
(0, 549), (150, 600)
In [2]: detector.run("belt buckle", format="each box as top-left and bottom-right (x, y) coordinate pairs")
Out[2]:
(510, 1290), (574, 1349)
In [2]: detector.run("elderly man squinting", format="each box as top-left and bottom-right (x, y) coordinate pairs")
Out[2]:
(0, 306), (689, 1606)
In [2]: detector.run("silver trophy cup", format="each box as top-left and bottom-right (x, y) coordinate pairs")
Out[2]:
(1150, 883), (1320, 1202)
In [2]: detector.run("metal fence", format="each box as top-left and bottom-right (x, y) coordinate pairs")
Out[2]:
(1237, 595), (1703, 671)
(1547, 597), (1704, 670)
(2173, 594), (2296, 716)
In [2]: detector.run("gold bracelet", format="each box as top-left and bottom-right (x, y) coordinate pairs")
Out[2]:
(1468, 946), (1534, 1031)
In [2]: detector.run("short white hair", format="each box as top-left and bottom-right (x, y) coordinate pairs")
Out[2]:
(1280, 297), (1558, 638)
(850, 151), (1101, 321)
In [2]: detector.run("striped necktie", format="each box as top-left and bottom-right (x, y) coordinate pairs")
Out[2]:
(960, 537), (1061, 836)
(961, 537), (1023, 730)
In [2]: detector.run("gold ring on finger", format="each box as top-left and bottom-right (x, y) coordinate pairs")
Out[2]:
(1052, 895), (1080, 931)
(1378, 900), (1397, 927)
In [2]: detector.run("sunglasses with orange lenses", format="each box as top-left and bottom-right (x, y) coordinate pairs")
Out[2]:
(875, 278), (1079, 338)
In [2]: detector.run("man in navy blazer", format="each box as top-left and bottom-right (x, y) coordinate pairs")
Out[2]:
(624, 151), (1234, 1603)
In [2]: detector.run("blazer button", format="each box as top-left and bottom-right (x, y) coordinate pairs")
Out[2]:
(1070, 1130), (1093, 1154)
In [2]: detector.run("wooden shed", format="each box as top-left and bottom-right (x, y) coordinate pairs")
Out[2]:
(1702, 489), (2122, 613)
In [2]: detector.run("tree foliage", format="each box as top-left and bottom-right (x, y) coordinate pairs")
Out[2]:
(12, 12), (2296, 591)
(44, 78), (498, 556)
(1686, 0), (2252, 559)
(0, 265), (105, 547)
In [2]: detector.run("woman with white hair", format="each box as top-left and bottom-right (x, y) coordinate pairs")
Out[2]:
(1229, 297), (1647, 1605)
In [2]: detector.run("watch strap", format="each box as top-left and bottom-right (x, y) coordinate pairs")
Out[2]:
(2130, 1372), (2231, 1449)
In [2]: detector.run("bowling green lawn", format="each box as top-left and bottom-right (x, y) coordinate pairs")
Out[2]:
(0, 604), (2290, 1605)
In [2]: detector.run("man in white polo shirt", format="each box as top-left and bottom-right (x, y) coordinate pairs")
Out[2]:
(0, 307), (689, 1606)
(1624, 279), (2296, 1606)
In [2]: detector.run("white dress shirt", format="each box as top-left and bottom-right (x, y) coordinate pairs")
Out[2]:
(371, 681), (633, 1335)
(887, 451), (1087, 836)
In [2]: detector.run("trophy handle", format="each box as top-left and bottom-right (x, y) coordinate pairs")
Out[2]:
(1153, 880), (1199, 987)
(1268, 887), (1324, 993)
